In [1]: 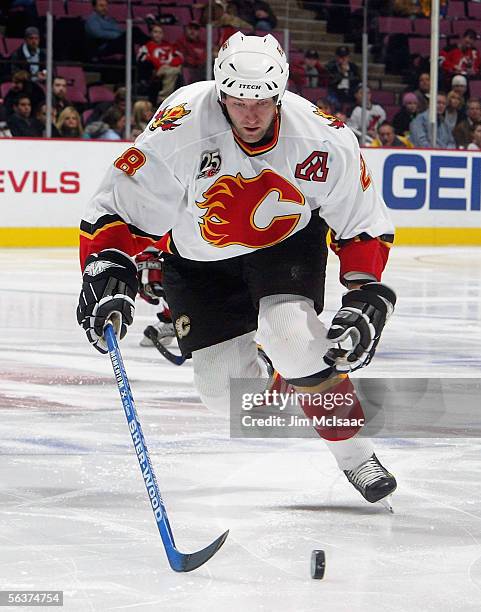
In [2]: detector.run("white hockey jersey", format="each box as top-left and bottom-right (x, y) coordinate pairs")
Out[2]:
(80, 81), (394, 279)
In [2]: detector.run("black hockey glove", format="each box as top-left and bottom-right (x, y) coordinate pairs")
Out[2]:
(135, 246), (165, 305)
(77, 249), (138, 354)
(324, 282), (396, 373)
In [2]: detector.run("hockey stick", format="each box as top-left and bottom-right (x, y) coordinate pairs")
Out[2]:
(104, 323), (228, 572)
(143, 325), (186, 366)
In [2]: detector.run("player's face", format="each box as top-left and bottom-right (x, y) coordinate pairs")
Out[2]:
(224, 95), (277, 143)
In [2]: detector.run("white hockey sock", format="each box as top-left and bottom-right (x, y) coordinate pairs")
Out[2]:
(257, 294), (331, 379)
(323, 437), (374, 471)
(192, 331), (269, 415)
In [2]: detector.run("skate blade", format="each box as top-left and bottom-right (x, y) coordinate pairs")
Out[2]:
(379, 495), (394, 514)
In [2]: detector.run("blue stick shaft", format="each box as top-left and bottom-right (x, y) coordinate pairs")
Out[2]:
(104, 324), (228, 572)
(104, 324), (180, 562)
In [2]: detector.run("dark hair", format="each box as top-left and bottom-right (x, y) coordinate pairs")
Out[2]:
(378, 121), (394, 130)
(467, 97), (481, 105)
(12, 70), (30, 83)
(149, 22), (163, 33)
(14, 94), (31, 106)
(102, 106), (123, 128)
(114, 86), (126, 101)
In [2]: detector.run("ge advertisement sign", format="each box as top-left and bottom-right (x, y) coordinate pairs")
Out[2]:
(363, 149), (481, 227)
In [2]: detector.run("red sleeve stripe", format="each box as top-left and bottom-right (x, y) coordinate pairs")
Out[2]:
(329, 236), (392, 284)
(80, 213), (161, 243)
(79, 219), (126, 241)
(79, 219), (160, 270)
(156, 233), (173, 254)
(329, 231), (394, 251)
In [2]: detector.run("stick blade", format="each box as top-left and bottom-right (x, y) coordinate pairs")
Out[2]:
(168, 530), (229, 573)
(144, 326), (186, 366)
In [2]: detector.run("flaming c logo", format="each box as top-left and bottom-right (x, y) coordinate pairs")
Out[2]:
(149, 103), (191, 131)
(313, 107), (345, 129)
(196, 170), (305, 249)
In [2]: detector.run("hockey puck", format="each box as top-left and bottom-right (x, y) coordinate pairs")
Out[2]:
(310, 549), (326, 579)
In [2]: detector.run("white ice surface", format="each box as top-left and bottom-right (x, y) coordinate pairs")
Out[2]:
(1, 247), (481, 612)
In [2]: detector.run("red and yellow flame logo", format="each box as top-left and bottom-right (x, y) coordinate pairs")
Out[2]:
(196, 170), (305, 249)
(313, 107), (345, 129)
(150, 103), (191, 131)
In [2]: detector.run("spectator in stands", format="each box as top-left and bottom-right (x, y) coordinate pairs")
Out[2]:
(291, 49), (328, 91)
(413, 0), (447, 17)
(56, 106), (84, 138)
(393, 92), (418, 137)
(412, 72), (430, 113)
(370, 121), (411, 147)
(131, 99), (153, 138)
(35, 103), (60, 137)
(85, 0), (122, 49)
(7, 94), (42, 137)
(85, 0), (148, 59)
(316, 97), (335, 115)
(86, 85), (126, 125)
(409, 92), (455, 149)
(83, 106), (125, 140)
(451, 74), (468, 105)
(326, 46), (360, 105)
(254, 1), (277, 30)
(393, 0), (423, 16)
(137, 23), (184, 104)
(199, 0), (253, 30)
(440, 29), (480, 81)
(52, 77), (72, 115)
(347, 84), (386, 144)
(102, 106), (126, 139)
(3, 70), (44, 116)
(453, 98), (481, 148)
(175, 21), (207, 84)
(444, 90), (466, 133)
(236, 0), (278, 31)
(0, 105), (12, 138)
(10, 27), (46, 82)
(467, 123), (481, 150)
(198, 0), (225, 25)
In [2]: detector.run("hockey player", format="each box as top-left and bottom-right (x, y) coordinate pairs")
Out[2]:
(135, 246), (176, 349)
(77, 33), (397, 506)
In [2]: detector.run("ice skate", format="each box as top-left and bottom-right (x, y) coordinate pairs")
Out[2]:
(140, 320), (175, 347)
(344, 453), (397, 506)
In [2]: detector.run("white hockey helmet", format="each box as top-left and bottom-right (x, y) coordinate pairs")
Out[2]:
(214, 32), (289, 102)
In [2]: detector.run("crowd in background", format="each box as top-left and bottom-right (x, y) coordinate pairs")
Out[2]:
(1, 0), (481, 150)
